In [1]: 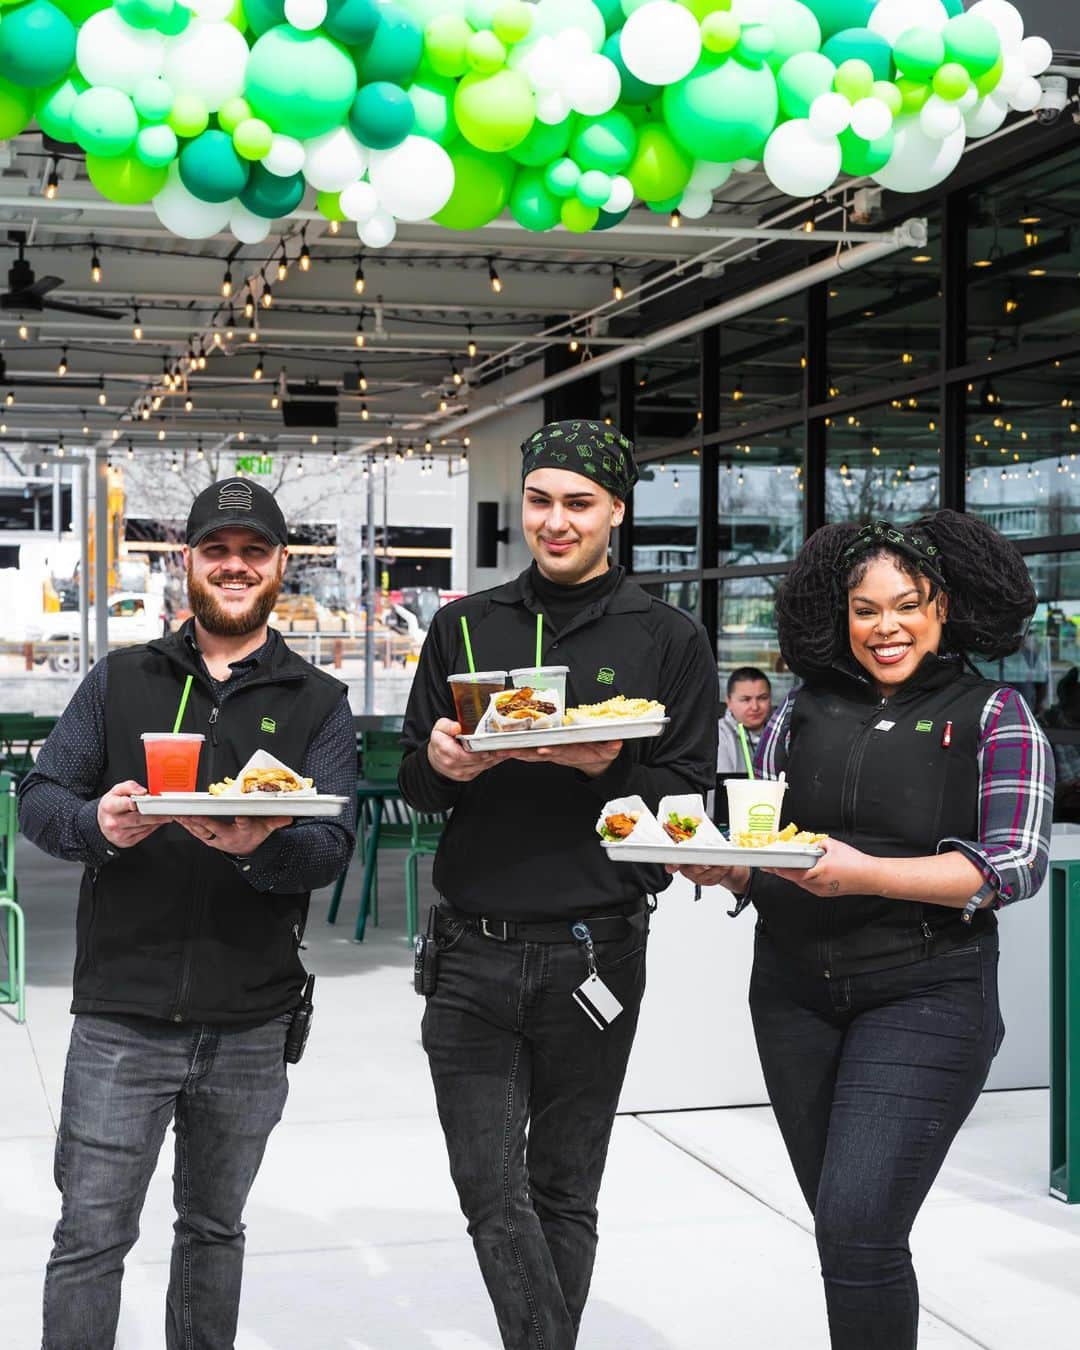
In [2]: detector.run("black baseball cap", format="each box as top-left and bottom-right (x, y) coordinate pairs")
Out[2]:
(185, 478), (288, 549)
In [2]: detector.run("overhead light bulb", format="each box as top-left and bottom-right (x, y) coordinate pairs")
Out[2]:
(328, 219), (340, 235)
(184, 395), (193, 412)
(45, 162), (59, 200)
(488, 258), (502, 293)
(299, 240), (311, 272)
(158, 427), (166, 441)
(354, 259), (365, 295)
(90, 250), (102, 284)
(612, 268), (624, 302)
(243, 291), (255, 320)
(5, 391), (13, 407)
(127, 439), (134, 460)
(222, 268), (233, 298)
(277, 253), (288, 282)
(451, 363), (463, 386)
(132, 308), (142, 341)
(361, 402), (369, 420)
(253, 356), (264, 380)
(57, 347), (68, 377)
(355, 318), (365, 348)
(357, 366), (367, 392)
(467, 326), (477, 359)
(568, 335), (579, 353)
(262, 285), (273, 309)
(670, 209), (681, 228)
(17, 323), (28, 340)
(270, 391), (280, 409)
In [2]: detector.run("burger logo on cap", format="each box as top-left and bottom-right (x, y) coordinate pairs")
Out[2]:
(218, 481), (254, 512)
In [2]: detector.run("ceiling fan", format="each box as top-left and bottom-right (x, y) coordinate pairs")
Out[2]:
(2, 230), (124, 320)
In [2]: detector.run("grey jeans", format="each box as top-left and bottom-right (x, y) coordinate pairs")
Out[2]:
(43, 1012), (289, 1350)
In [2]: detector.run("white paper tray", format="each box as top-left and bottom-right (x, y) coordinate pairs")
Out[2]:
(459, 717), (668, 752)
(602, 841), (823, 869)
(135, 792), (349, 818)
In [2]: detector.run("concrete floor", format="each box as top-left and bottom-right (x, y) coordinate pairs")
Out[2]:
(3, 837), (1080, 1349)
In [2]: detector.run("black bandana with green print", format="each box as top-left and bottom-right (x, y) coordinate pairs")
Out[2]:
(520, 419), (638, 499)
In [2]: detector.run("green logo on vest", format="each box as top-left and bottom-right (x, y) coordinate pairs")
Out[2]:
(260, 717), (276, 734)
(597, 667), (615, 685)
(915, 720), (934, 733)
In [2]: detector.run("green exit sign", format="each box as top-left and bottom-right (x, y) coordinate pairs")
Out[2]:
(235, 455), (273, 475)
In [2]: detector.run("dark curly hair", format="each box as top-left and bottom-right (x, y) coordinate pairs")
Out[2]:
(775, 510), (1036, 680)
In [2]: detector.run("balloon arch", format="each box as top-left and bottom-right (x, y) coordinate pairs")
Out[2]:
(0, 0), (1054, 243)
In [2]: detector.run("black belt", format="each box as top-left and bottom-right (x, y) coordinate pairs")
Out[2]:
(437, 897), (647, 944)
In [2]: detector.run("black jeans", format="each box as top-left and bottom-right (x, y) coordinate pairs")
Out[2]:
(421, 908), (648, 1350)
(749, 927), (1003, 1350)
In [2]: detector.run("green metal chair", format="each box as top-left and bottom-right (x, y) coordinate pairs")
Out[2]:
(404, 811), (447, 943)
(1051, 859), (1080, 1203)
(0, 771), (26, 1022)
(0, 713), (56, 781)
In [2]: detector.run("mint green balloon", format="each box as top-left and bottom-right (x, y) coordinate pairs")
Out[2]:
(234, 117), (274, 160)
(777, 51), (835, 119)
(893, 27), (945, 83)
(454, 68), (534, 153)
(838, 124), (893, 176)
(602, 31), (660, 106)
(571, 111), (635, 173)
(324, 0), (380, 44)
(834, 59), (874, 102)
(242, 0), (286, 36)
(0, 76), (34, 139)
(408, 75), (459, 144)
(577, 168), (612, 207)
(765, 1), (822, 70)
(245, 29), (358, 139)
(465, 0), (497, 27)
(802, 0), (874, 42)
(71, 87), (139, 158)
(943, 14), (1001, 81)
(431, 143), (515, 228)
(821, 27), (891, 82)
(545, 156), (580, 198)
(179, 129), (250, 203)
(115, 0), (174, 28)
(593, 0), (622, 32)
(739, 24), (776, 64)
(0, 0), (77, 88)
(933, 62), (971, 102)
(135, 122), (178, 167)
(133, 75), (174, 123)
(509, 116), (572, 166)
(510, 165), (562, 230)
(155, 0), (189, 34)
(627, 122), (692, 203)
(665, 54), (778, 164)
(350, 81), (415, 148)
(33, 75), (85, 142)
(424, 15), (472, 78)
(87, 151), (167, 203)
(356, 5), (424, 86)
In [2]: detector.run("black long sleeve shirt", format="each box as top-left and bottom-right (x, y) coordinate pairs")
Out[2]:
(399, 566), (718, 919)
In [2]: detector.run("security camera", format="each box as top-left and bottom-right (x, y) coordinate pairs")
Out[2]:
(1036, 74), (1069, 125)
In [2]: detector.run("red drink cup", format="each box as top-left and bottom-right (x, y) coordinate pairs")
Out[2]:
(141, 732), (205, 795)
(447, 672), (507, 735)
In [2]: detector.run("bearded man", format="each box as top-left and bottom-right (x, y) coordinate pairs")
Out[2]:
(19, 478), (356, 1350)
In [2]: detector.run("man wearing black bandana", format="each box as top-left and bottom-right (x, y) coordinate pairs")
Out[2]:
(400, 419), (717, 1349)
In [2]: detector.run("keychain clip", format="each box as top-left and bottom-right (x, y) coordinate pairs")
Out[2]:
(571, 920), (598, 976)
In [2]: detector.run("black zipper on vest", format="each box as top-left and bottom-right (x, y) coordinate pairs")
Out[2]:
(841, 696), (888, 834)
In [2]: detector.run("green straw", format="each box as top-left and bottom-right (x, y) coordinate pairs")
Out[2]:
(459, 615), (476, 675)
(736, 722), (756, 779)
(535, 612), (543, 672)
(173, 674), (193, 734)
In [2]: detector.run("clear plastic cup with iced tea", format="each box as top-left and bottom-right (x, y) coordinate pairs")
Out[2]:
(141, 732), (205, 795)
(447, 672), (507, 735)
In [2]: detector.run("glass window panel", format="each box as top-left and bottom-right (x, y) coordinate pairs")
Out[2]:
(716, 429), (804, 566)
(639, 577), (700, 614)
(965, 355), (1080, 539)
(968, 144), (1080, 362)
(634, 337), (701, 453)
(711, 297), (806, 429)
(826, 219), (941, 400)
(631, 452), (701, 572)
(825, 398), (941, 523)
(716, 575), (797, 704)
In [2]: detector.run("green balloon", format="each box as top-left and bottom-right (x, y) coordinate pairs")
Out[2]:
(594, 205), (629, 230)
(115, 0), (174, 28)
(356, 6), (424, 87)
(943, 14), (1001, 82)
(561, 198), (598, 233)
(218, 98), (252, 134)
(133, 76), (174, 124)
(821, 27), (892, 82)
(239, 164), (304, 218)
(942, 0), (964, 15)
(777, 51), (835, 119)
(896, 76), (931, 115)
(664, 54), (778, 164)
(602, 32), (660, 105)
(974, 53), (1003, 97)
(873, 80), (903, 117)
(833, 59), (874, 103)
(424, 15), (472, 78)
(168, 93), (209, 138)
(33, 75), (85, 142)
(155, 0), (188, 35)
(179, 129), (250, 203)
(492, 0), (533, 45)
(233, 117), (273, 160)
(241, 0), (285, 37)
(135, 122), (178, 167)
(801, 0), (874, 43)
(645, 193), (681, 213)
(454, 68), (534, 153)
(52, 0), (110, 20)
(577, 168), (612, 207)
(349, 81), (415, 149)
(545, 156), (580, 198)
(933, 62), (971, 102)
(0, 76), (34, 139)
(508, 115), (572, 166)
(324, 0), (380, 45)
(765, 0), (822, 70)
(407, 75), (458, 144)
(702, 12), (741, 57)
(0, 0), (77, 89)
(87, 151), (167, 203)
(245, 28), (358, 139)
(593, 0), (622, 36)
(571, 110), (636, 173)
(738, 24), (775, 65)
(838, 124), (893, 176)
(627, 122), (692, 203)
(316, 189), (347, 220)
(467, 30), (506, 73)
(432, 143), (515, 228)
(893, 27), (945, 83)
(71, 87), (138, 158)
(509, 165), (562, 230)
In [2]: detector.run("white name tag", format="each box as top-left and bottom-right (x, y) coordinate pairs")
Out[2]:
(572, 974), (624, 1030)
(875, 720), (896, 731)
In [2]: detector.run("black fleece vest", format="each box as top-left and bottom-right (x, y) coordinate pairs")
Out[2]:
(72, 630), (344, 1024)
(753, 658), (997, 976)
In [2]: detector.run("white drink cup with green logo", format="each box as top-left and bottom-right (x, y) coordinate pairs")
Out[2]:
(725, 778), (788, 839)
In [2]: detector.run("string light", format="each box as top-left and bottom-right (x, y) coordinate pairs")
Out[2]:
(262, 284), (273, 309)
(276, 249), (288, 282)
(354, 258), (365, 295)
(328, 219), (340, 235)
(451, 362), (463, 386)
(127, 438), (134, 460)
(331, 442), (338, 464)
(488, 258), (502, 293)
(253, 355), (264, 380)
(222, 267), (233, 298)
(467, 326), (477, 359)
(270, 389), (280, 410)
(225, 308), (235, 339)
(356, 365), (367, 392)
(3, 390), (12, 406)
(132, 308), (142, 341)
(57, 347), (68, 377)
(361, 402), (369, 420)
(196, 437), (204, 459)
(90, 248), (102, 284)
(568, 335), (579, 353)
(243, 290), (255, 320)
(299, 232), (311, 271)
(17, 324), (28, 340)
(158, 427), (166, 441)
(248, 327), (258, 342)
(355, 316), (365, 348)
(731, 377), (744, 402)
(310, 432), (319, 444)
(184, 393), (194, 412)
(81, 413), (89, 435)
(296, 456), (305, 475)
(669, 209), (681, 228)
(45, 161), (59, 199)
(612, 268), (624, 302)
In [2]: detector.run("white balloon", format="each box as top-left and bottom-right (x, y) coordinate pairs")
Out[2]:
(603, 175), (634, 214)
(368, 137), (454, 221)
(688, 160), (733, 192)
(919, 93), (962, 139)
(359, 210), (397, 249)
(230, 203), (272, 244)
(872, 115), (965, 193)
(808, 91), (851, 137)
(161, 21), (248, 112)
(732, 0), (776, 19)
(284, 0), (328, 29)
(563, 54), (621, 116)
(964, 91), (1009, 137)
(734, 158), (761, 172)
(678, 189), (713, 219)
(529, 0), (606, 52)
(552, 28), (594, 63)
(188, 0), (233, 17)
(968, 0), (1025, 50)
(995, 51), (1025, 97)
(153, 163), (231, 239)
(303, 127), (368, 193)
(1021, 36), (1053, 77)
(76, 10), (164, 94)
(536, 89), (572, 124)
(867, 0), (948, 45)
(958, 85), (979, 112)
(1009, 75), (1042, 112)
(850, 97), (892, 142)
(620, 1), (702, 86)
(263, 135), (306, 177)
(762, 120), (841, 199)
(340, 179), (379, 224)
(512, 35), (561, 92)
